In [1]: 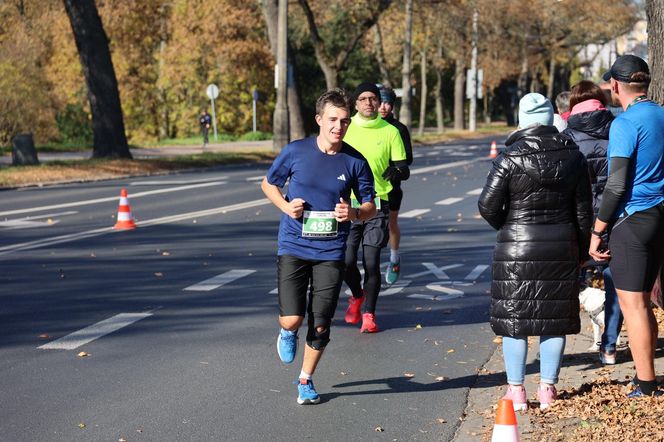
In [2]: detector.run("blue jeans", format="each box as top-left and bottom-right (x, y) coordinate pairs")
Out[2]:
(600, 267), (624, 352)
(502, 336), (566, 385)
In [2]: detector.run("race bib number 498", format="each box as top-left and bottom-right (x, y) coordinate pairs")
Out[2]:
(302, 211), (338, 238)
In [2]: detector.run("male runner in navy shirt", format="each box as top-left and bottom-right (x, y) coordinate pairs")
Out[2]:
(261, 88), (376, 404)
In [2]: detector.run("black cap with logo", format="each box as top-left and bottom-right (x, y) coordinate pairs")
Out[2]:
(602, 54), (650, 83)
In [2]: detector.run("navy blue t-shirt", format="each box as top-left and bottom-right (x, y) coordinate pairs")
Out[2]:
(266, 137), (375, 261)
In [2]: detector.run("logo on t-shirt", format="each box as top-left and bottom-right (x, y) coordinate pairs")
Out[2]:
(337, 174), (346, 181)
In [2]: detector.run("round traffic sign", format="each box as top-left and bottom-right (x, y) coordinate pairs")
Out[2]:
(206, 84), (219, 100)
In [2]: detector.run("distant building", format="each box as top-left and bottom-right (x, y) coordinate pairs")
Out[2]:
(577, 19), (648, 81)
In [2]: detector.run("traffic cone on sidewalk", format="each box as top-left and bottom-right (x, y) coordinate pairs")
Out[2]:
(489, 140), (498, 159)
(113, 188), (136, 230)
(491, 398), (520, 442)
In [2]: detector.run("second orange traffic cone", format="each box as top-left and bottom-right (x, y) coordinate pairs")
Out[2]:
(489, 140), (498, 158)
(491, 398), (520, 442)
(113, 188), (136, 230)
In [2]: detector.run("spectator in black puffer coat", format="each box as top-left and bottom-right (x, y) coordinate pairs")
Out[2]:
(563, 81), (623, 366)
(478, 92), (593, 411)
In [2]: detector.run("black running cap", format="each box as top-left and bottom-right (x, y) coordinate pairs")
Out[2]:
(602, 55), (649, 83)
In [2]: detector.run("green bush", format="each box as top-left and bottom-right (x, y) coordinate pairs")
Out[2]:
(55, 104), (93, 145)
(238, 131), (272, 141)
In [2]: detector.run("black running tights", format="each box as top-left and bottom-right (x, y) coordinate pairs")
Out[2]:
(344, 245), (381, 314)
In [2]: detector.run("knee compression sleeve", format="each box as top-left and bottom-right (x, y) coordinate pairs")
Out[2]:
(306, 321), (331, 350)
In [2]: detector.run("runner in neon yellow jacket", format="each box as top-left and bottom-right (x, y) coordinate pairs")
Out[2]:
(342, 82), (409, 333)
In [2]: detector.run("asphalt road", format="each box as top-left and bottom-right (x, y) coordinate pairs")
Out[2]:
(0, 135), (504, 442)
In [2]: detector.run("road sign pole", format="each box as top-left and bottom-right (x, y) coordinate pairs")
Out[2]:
(210, 97), (218, 141)
(252, 99), (257, 133)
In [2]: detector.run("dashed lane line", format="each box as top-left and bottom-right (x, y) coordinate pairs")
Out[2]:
(183, 269), (256, 291)
(0, 181), (226, 217)
(466, 188), (483, 195)
(38, 312), (153, 350)
(435, 197), (464, 205)
(410, 158), (486, 175)
(0, 198), (270, 256)
(400, 209), (431, 218)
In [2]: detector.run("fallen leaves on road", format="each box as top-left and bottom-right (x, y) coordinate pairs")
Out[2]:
(154, 272), (163, 277)
(77, 351), (90, 358)
(77, 423), (86, 429)
(415, 324), (422, 330)
(404, 373), (415, 378)
(437, 418), (447, 424)
(375, 426), (384, 432)
(38, 334), (50, 339)
(447, 349), (455, 353)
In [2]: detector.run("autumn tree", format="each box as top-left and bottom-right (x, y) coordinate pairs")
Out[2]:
(297, 0), (393, 88)
(63, 0), (131, 158)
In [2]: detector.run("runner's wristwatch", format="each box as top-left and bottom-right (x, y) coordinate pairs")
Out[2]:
(591, 229), (605, 237)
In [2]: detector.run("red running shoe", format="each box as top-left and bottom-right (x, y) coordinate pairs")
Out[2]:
(344, 295), (365, 324)
(360, 313), (379, 333)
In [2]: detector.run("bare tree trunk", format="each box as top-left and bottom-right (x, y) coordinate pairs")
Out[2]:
(260, 0), (305, 139)
(399, 0), (413, 129)
(417, 49), (427, 137)
(373, 23), (391, 87)
(547, 57), (556, 100)
(434, 40), (444, 134)
(454, 56), (465, 130)
(63, 0), (131, 158)
(647, 0), (664, 104)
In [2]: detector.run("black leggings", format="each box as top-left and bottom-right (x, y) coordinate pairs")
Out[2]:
(344, 245), (381, 314)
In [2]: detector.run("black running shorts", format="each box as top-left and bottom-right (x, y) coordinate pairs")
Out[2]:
(346, 201), (390, 249)
(609, 202), (664, 292)
(388, 181), (404, 211)
(277, 255), (344, 324)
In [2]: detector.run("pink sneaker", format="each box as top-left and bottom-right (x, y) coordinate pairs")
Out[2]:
(502, 385), (527, 411)
(537, 384), (557, 410)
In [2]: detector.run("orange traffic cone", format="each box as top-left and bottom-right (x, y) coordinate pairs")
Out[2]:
(489, 140), (499, 158)
(113, 188), (136, 230)
(491, 398), (520, 442)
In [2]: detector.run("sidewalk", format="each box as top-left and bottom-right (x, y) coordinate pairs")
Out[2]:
(455, 309), (663, 441)
(0, 140), (273, 164)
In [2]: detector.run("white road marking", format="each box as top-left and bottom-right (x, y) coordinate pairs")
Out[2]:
(410, 158), (484, 175)
(0, 198), (271, 256)
(38, 312), (153, 350)
(269, 288), (278, 294)
(0, 182), (226, 217)
(400, 209), (430, 218)
(406, 263), (464, 279)
(131, 177), (226, 185)
(246, 175), (266, 182)
(184, 269), (256, 291)
(380, 279), (412, 296)
(466, 188), (483, 195)
(0, 219), (59, 229)
(435, 197), (464, 205)
(464, 265), (489, 280)
(0, 211), (79, 229)
(426, 283), (465, 300)
(408, 294), (438, 301)
(426, 152), (439, 156)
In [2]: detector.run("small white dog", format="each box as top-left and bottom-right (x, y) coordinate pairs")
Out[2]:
(578, 286), (610, 351)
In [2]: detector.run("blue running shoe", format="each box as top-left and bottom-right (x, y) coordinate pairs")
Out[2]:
(296, 379), (320, 405)
(385, 261), (400, 284)
(277, 329), (297, 364)
(627, 386), (663, 398)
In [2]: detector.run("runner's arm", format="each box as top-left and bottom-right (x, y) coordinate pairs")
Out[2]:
(261, 177), (305, 219)
(382, 160), (410, 181)
(596, 156), (630, 224)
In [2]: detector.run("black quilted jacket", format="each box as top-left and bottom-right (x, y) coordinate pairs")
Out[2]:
(563, 109), (613, 214)
(478, 125), (593, 337)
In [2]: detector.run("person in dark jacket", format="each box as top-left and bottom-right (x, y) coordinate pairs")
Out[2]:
(563, 81), (623, 365)
(377, 85), (413, 284)
(479, 92), (593, 410)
